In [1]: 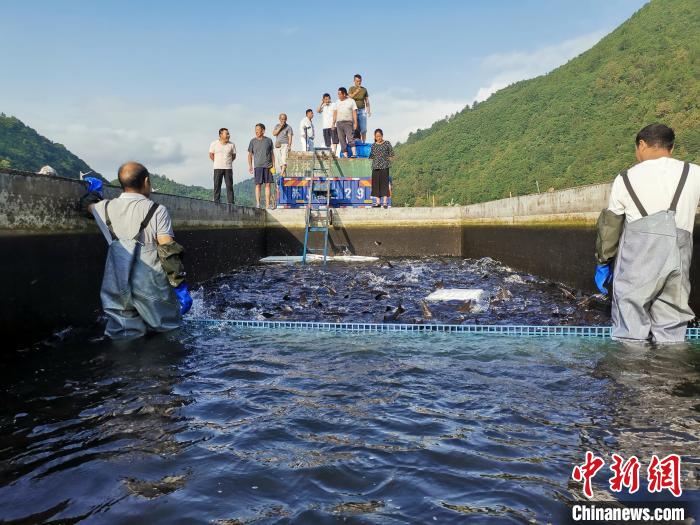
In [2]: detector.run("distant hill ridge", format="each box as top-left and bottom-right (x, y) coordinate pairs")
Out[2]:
(110, 173), (255, 207)
(0, 113), (256, 204)
(392, 0), (700, 206)
(0, 114), (96, 178)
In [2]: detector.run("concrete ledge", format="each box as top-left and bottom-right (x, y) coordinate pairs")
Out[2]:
(461, 212), (600, 226)
(267, 206), (464, 228)
(464, 183), (611, 219)
(1, 169), (267, 349)
(0, 168), (266, 232)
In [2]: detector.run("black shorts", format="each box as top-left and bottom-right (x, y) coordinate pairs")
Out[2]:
(254, 167), (273, 184)
(323, 128), (339, 147)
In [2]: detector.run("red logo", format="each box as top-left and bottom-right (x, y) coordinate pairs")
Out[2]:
(572, 451), (606, 499)
(572, 453), (682, 499)
(648, 454), (682, 497)
(609, 454), (640, 494)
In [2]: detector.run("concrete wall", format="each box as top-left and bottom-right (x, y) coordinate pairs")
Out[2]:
(4, 167), (700, 349)
(461, 184), (609, 295)
(266, 207), (464, 257)
(462, 183), (611, 221)
(1, 169), (266, 349)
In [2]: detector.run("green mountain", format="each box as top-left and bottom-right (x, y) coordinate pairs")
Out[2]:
(147, 173), (212, 200)
(109, 173), (214, 200)
(233, 178), (256, 206)
(106, 173), (256, 206)
(393, 0), (700, 206)
(0, 114), (96, 178)
(0, 112), (257, 205)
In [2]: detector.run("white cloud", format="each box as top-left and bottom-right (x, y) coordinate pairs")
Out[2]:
(11, 30), (607, 187)
(471, 30), (606, 103)
(367, 92), (466, 143)
(361, 31), (607, 143)
(282, 26), (300, 35)
(19, 98), (271, 186)
(17, 93), (466, 184)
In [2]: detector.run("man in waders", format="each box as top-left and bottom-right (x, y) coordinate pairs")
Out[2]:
(80, 162), (193, 339)
(595, 124), (700, 343)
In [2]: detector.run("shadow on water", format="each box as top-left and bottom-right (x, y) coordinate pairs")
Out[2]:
(588, 342), (700, 498)
(0, 332), (191, 523)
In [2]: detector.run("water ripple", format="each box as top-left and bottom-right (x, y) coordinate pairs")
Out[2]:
(0, 312), (698, 522)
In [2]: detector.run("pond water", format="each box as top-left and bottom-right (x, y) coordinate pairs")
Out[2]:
(1, 259), (699, 523)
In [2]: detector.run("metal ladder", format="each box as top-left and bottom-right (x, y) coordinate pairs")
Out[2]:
(302, 147), (334, 265)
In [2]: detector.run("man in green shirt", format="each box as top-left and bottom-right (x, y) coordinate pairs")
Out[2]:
(349, 74), (371, 142)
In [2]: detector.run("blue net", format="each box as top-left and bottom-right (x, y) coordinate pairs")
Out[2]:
(184, 319), (700, 339)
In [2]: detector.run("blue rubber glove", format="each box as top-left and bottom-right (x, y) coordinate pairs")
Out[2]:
(594, 264), (613, 295)
(174, 282), (193, 315)
(84, 176), (103, 197)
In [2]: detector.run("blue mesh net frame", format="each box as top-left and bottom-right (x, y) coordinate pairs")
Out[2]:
(184, 319), (700, 339)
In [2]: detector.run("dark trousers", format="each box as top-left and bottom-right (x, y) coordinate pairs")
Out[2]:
(213, 169), (234, 204)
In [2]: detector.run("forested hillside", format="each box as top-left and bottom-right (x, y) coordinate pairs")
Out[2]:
(0, 114), (96, 178)
(232, 178), (256, 206)
(393, 0), (700, 206)
(107, 173), (256, 206)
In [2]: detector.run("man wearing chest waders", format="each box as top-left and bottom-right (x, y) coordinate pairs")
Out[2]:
(80, 162), (193, 339)
(595, 124), (700, 343)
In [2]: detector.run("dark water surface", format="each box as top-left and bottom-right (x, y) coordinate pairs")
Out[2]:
(1, 259), (699, 524)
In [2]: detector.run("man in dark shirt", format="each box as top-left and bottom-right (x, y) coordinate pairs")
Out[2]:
(349, 74), (371, 142)
(248, 123), (276, 209)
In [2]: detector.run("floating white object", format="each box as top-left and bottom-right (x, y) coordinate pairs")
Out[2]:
(425, 289), (484, 302)
(260, 255), (379, 264)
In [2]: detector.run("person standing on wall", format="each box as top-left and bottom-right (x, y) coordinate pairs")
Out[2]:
(333, 87), (358, 158)
(317, 93), (339, 156)
(299, 109), (315, 152)
(209, 128), (236, 204)
(248, 123), (276, 209)
(369, 128), (394, 208)
(348, 74), (371, 143)
(595, 123), (700, 343)
(78, 162), (193, 339)
(272, 113), (293, 177)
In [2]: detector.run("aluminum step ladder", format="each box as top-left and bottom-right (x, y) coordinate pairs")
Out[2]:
(302, 147), (334, 265)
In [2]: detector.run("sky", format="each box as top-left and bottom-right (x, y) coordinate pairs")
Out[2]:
(0, 0), (648, 186)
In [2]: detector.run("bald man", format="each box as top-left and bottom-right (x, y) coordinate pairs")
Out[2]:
(81, 162), (193, 339)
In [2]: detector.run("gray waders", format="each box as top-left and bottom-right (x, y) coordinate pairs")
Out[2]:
(100, 201), (181, 339)
(612, 162), (693, 343)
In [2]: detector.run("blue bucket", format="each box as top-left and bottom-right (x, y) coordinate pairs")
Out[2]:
(343, 142), (371, 158)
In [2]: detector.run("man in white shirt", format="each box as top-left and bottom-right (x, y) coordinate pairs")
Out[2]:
(272, 113), (293, 178)
(79, 162), (192, 339)
(208, 128), (237, 204)
(595, 123), (700, 342)
(317, 93), (339, 155)
(332, 87), (358, 158)
(299, 109), (315, 152)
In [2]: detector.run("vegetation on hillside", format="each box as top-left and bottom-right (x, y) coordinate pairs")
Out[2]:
(393, 0), (700, 206)
(0, 112), (256, 204)
(0, 114), (96, 178)
(107, 173), (256, 206)
(232, 178), (256, 206)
